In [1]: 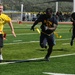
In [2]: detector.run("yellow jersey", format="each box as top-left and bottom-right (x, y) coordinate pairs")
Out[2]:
(0, 13), (11, 34)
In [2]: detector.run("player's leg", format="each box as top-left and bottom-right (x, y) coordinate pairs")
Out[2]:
(0, 34), (3, 61)
(40, 33), (47, 48)
(70, 29), (75, 46)
(43, 38), (47, 49)
(45, 33), (55, 61)
(45, 46), (53, 61)
(70, 36), (74, 46)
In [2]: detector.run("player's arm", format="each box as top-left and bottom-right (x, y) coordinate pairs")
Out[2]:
(31, 14), (42, 31)
(31, 19), (40, 31)
(70, 17), (74, 22)
(70, 17), (75, 23)
(69, 27), (73, 32)
(48, 17), (58, 31)
(8, 21), (16, 37)
(70, 17), (74, 32)
(48, 24), (58, 31)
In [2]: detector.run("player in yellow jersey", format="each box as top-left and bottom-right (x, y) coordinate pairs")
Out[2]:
(0, 4), (16, 61)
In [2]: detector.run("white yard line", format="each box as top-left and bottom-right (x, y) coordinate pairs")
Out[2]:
(0, 53), (75, 65)
(4, 41), (39, 45)
(50, 53), (75, 58)
(0, 62), (15, 64)
(7, 32), (71, 36)
(28, 53), (75, 60)
(62, 43), (70, 45)
(43, 72), (75, 75)
(13, 40), (22, 42)
(4, 38), (71, 45)
(7, 33), (38, 36)
(56, 38), (71, 41)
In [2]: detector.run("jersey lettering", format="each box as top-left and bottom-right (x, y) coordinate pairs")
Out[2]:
(44, 20), (52, 28)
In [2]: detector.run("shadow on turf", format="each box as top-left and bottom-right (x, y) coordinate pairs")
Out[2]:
(36, 48), (68, 52)
(53, 48), (69, 52)
(0, 58), (49, 64)
(36, 48), (47, 51)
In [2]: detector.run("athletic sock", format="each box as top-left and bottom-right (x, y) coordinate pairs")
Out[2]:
(0, 54), (3, 60)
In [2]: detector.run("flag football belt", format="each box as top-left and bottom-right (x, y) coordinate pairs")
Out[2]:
(41, 31), (54, 36)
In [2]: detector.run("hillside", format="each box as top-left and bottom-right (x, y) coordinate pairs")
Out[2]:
(2, 0), (73, 12)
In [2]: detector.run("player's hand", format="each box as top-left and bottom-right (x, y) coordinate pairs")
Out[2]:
(45, 26), (48, 30)
(69, 27), (72, 32)
(12, 31), (16, 37)
(69, 29), (71, 32)
(31, 26), (35, 31)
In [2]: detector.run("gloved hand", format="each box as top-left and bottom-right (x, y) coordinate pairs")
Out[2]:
(31, 26), (35, 31)
(69, 29), (71, 32)
(69, 27), (72, 32)
(45, 26), (48, 30)
(44, 26), (48, 30)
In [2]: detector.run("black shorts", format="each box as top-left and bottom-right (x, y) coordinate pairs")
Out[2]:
(40, 32), (55, 47)
(0, 34), (3, 48)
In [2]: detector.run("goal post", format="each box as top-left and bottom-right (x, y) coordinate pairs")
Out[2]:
(21, 4), (23, 21)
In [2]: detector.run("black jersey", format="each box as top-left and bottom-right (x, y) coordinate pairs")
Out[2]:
(71, 12), (75, 20)
(37, 14), (58, 34)
(71, 12), (75, 29)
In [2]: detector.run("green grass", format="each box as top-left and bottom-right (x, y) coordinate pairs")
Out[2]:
(0, 22), (75, 75)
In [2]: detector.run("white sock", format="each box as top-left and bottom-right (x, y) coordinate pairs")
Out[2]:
(0, 54), (3, 60)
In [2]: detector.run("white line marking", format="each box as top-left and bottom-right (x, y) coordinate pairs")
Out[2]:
(50, 53), (75, 58)
(0, 62), (15, 64)
(62, 43), (70, 45)
(7, 33), (38, 36)
(6, 32), (71, 36)
(43, 72), (75, 75)
(28, 53), (75, 60)
(1, 53), (75, 65)
(4, 41), (39, 45)
(4, 38), (71, 45)
(56, 38), (71, 41)
(13, 40), (22, 42)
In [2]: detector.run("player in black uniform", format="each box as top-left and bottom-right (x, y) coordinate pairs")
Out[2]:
(70, 12), (75, 46)
(31, 8), (58, 61)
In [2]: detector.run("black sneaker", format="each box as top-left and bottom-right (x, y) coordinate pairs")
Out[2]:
(44, 57), (50, 61)
(45, 46), (47, 49)
(70, 41), (73, 46)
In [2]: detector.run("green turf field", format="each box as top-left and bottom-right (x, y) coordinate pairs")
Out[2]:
(0, 22), (75, 75)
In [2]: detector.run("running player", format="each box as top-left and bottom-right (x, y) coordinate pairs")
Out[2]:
(70, 12), (75, 46)
(0, 4), (16, 61)
(31, 8), (58, 61)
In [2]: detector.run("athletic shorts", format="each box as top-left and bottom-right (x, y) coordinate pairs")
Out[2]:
(0, 34), (3, 48)
(40, 32), (56, 47)
(72, 28), (75, 37)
